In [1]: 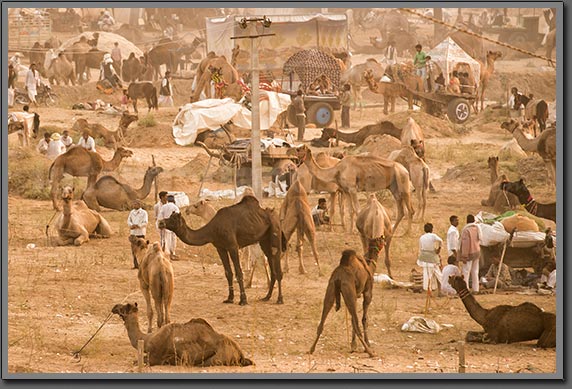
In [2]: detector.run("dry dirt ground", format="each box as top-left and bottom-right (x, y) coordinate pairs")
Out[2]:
(7, 54), (557, 375)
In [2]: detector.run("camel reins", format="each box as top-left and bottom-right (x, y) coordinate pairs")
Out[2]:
(524, 195), (539, 216)
(457, 288), (472, 300)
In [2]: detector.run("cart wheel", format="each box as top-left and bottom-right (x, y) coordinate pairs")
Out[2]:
(448, 98), (471, 124)
(15, 95), (30, 105)
(508, 32), (528, 49)
(45, 94), (58, 107)
(306, 102), (334, 127)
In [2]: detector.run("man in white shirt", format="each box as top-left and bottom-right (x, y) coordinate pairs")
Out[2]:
(25, 63), (41, 107)
(46, 133), (66, 160)
(60, 130), (73, 149)
(154, 191), (168, 237)
(36, 132), (51, 155)
(446, 215), (460, 257)
(128, 200), (148, 269)
(417, 222), (443, 293)
(158, 70), (174, 107)
(441, 255), (462, 296)
(78, 130), (96, 152)
(158, 194), (180, 259)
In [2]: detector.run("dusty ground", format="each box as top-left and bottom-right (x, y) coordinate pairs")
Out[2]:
(7, 28), (558, 375)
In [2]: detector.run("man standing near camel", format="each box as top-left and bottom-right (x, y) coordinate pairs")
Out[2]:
(458, 214), (482, 294)
(416, 222), (443, 294)
(158, 194), (180, 260)
(128, 200), (148, 269)
(446, 215), (460, 258)
(413, 44), (427, 91)
(154, 191), (168, 248)
(159, 70), (174, 107)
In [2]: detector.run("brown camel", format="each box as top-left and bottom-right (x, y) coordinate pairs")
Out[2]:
(400, 117), (425, 158)
(449, 275), (556, 348)
(501, 179), (556, 222)
(191, 56), (239, 102)
(501, 120), (556, 187)
(356, 194), (393, 276)
(280, 180), (322, 276)
(131, 239), (174, 333)
(48, 147), (134, 210)
(53, 186), (112, 246)
(363, 68), (408, 115)
(388, 146), (430, 222)
(316, 121), (402, 146)
(480, 157), (519, 212)
(72, 112), (138, 148)
(159, 195), (287, 305)
(384, 63), (424, 106)
(288, 144), (414, 235)
(476, 51), (503, 112)
(309, 249), (377, 357)
(45, 53), (76, 86)
(112, 303), (254, 366)
(82, 166), (163, 211)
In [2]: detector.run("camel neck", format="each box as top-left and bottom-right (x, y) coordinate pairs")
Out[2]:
(124, 314), (148, 349)
(303, 152), (339, 185)
(457, 287), (488, 326)
(102, 151), (122, 171)
(135, 171), (157, 199)
(490, 166), (499, 184)
(172, 219), (213, 247)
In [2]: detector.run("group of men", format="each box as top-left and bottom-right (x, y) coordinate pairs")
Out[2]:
(36, 128), (94, 159)
(127, 191), (180, 268)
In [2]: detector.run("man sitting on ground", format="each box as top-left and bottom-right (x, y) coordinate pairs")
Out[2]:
(311, 198), (330, 227)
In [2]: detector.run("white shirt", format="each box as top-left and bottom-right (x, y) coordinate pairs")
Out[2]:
(158, 202), (180, 223)
(78, 136), (96, 152)
(441, 264), (462, 293)
(37, 139), (49, 154)
(447, 225), (460, 256)
(311, 205), (325, 216)
(61, 135), (73, 148)
(128, 208), (148, 236)
(25, 69), (40, 91)
(46, 140), (66, 159)
(418, 232), (443, 252)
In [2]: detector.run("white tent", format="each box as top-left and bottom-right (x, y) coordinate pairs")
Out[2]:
(57, 31), (143, 58)
(427, 36), (481, 86)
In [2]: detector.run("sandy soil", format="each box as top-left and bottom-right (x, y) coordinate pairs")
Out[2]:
(7, 25), (558, 375)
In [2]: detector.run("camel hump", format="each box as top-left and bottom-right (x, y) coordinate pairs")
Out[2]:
(189, 317), (213, 329)
(238, 195), (259, 206)
(152, 242), (162, 252)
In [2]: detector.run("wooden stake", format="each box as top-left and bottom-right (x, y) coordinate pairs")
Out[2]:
(197, 155), (213, 197)
(493, 229), (514, 294)
(152, 155), (158, 202)
(458, 341), (466, 373)
(137, 339), (145, 372)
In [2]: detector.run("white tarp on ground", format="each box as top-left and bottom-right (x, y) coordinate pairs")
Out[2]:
(172, 91), (291, 146)
(427, 36), (481, 85)
(57, 31), (144, 58)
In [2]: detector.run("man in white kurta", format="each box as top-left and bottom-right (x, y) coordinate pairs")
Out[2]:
(77, 131), (96, 152)
(417, 223), (443, 292)
(446, 215), (460, 257)
(158, 195), (180, 259)
(25, 63), (41, 106)
(128, 201), (148, 268)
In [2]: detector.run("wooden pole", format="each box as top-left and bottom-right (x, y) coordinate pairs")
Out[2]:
(458, 341), (466, 373)
(250, 37), (262, 199)
(152, 155), (158, 202)
(137, 339), (145, 372)
(493, 230), (514, 294)
(197, 155), (213, 197)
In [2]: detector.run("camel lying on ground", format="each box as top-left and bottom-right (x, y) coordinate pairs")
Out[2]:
(112, 303), (254, 366)
(49, 146), (133, 210)
(280, 180), (322, 275)
(72, 112), (138, 148)
(449, 275), (555, 348)
(309, 249), (377, 357)
(53, 186), (112, 246)
(131, 239), (174, 333)
(313, 121), (402, 147)
(480, 156), (519, 212)
(82, 166), (163, 211)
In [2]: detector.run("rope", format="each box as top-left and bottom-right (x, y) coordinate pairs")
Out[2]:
(400, 8), (555, 66)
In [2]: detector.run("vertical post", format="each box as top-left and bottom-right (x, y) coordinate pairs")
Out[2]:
(458, 341), (466, 373)
(137, 339), (145, 372)
(250, 37), (262, 198)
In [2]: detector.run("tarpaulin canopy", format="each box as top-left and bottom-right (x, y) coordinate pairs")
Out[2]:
(427, 37), (481, 86)
(172, 92), (291, 146)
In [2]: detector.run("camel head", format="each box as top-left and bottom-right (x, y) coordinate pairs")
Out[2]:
(115, 147), (134, 159)
(185, 199), (211, 218)
(120, 112), (139, 128)
(448, 275), (468, 293)
(487, 50), (503, 61)
(287, 144), (311, 164)
(61, 186), (75, 201)
(366, 236), (385, 262)
(159, 212), (184, 232)
(146, 166), (164, 180)
(487, 156), (499, 170)
(500, 179), (530, 203)
(319, 127), (337, 141)
(112, 302), (139, 321)
(129, 237), (149, 259)
(500, 119), (519, 133)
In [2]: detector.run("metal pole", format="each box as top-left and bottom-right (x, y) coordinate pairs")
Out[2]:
(250, 37), (262, 199)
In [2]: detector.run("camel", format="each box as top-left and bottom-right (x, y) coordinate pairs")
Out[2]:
(449, 275), (556, 348)
(159, 195), (287, 305)
(122, 53), (142, 83)
(501, 120), (556, 187)
(72, 112), (138, 148)
(191, 56), (239, 102)
(356, 194), (393, 276)
(280, 180), (322, 276)
(515, 94), (549, 136)
(131, 239), (174, 333)
(309, 249), (377, 357)
(147, 37), (204, 79)
(45, 53), (76, 86)
(388, 146), (430, 222)
(48, 147), (134, 210)
(82, 166), (163, 211)
(501, 179), (556, 222)
(288, 144), (414, 235)
(292, 152), (348, 230)
(476, 51), (503, 113)
(363, 69), (410, 115)
(340, 58), (386, 110)
(53, 186), (112, 246)
(400, 117), (425, 157)
(112, 303), (254, 366)
(315, 121), (402, 146)
(480, 157), (519, 212)
(358, 9), (410, 41)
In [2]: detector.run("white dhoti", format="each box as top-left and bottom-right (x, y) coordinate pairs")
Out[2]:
(158, 95), (174, 107)
(416, 259), (442, 291)
(8, 88), (14, 107)
(27, 86), (37, 103)
(162, 229), (177, 255)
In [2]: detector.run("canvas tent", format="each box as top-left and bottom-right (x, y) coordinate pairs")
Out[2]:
(57, 31), (143, 58)
(427, 36), (481, 86)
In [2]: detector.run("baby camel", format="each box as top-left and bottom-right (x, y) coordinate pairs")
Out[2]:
(280, 180), (322, 275)
(131, 238), (174, 333)
(112, 303), (254, 366)
(309, 249), (378, 357)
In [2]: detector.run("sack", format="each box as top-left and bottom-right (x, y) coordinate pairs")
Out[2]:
(511, 231), (546, 248)
(96, 80), (114, 95)
(480, 221), (510, 246)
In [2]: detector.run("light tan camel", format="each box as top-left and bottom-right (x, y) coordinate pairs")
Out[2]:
(356, 194), (393, 276)
(400, 117), (425, 157)
(476, 51), (503, 112)
(48, 147), (133, 210)
(363, 68), (407, 115)
(501, 120), (556, 187)
(191, 56), (240, 102)
(288, 144), (414, 235)
(131, 238), (174, 333)
(388, 146), (430, 222)
(82, 166), (163, 211)
(112, 303), (253, 366)
(292, 152), (347, 229)
(280, 180), (322, 275)
(53, 186), (112, 246)
(384, 63), (424, 108)
(71, 112), (139, 148)
(309, 249), (376, 357)
(340, 58), (386, 110)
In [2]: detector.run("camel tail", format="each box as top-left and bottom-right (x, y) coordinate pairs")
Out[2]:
(334, 279), (342, 311)
(48, 162), (54, 180)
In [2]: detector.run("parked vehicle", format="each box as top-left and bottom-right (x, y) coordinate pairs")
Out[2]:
(14, 84), (58, 107)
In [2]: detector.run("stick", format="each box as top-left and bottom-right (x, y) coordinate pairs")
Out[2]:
(197, 155), (213, 197)
(493, 229), (515, 294)
(137, 339), (145, 372)
(424, 271), (432, 315)
(458, 341), (466, 373)
(152, 155), (158, 202)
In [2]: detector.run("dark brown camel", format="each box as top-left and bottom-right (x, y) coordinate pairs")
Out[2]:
(449, 275), (556, 348)
(159, 195), (287, 305)
(500, 179), (556, 222)
(112, 303), (254, 366)
(309, 249), (377, 357)
(315, 121), (403, 147)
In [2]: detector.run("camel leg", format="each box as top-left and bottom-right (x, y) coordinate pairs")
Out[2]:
(362, 287), (373, 347)
(349, 191), (359, 234)
(305, 228), (322, 276)
(55, 236), (74, 246)
(384, 236), (393, 278)
(141, 285), (153, 333)
(50, 181), (61, 211)
(295, 228), (306, 275)
(215, 248), (235, 304)
(95, 217), (112, 238)
(259, 237), (283, 304)
(309, 282), (336, 354)
(74, 228), (90, 246)
(342, 287), (375, 357)
(228, 248), (247, 305)
(329, 191), (337, 231)
(382, 95), (389, 115)
(82, 189), (101, 212)
(391, 96), (396, 113)
(152, 289), (164, 329)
